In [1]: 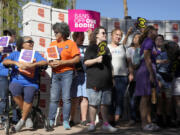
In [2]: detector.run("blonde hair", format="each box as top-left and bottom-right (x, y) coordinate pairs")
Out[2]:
(111, 28), (123, 36)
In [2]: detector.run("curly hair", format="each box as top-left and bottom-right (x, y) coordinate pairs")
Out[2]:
(89, 26), (106, 45)
(53, 22), (70, 39)
(139, 25), (156, 45)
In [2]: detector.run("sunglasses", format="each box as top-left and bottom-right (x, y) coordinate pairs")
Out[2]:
(24, 40), (34, 44)
(54, 31), (59, 35)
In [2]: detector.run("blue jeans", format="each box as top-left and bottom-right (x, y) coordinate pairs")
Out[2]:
(113, 76), (128, 115)
(48, 70), (73, 122)
(0, 76), (8, 115)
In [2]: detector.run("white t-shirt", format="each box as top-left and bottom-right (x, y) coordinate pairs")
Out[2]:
(108, 44), (128, 76)
(126, 47), (135, 62)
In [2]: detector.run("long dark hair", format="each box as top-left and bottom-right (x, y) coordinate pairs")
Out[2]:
(139, 25), (156, 45)
(130, 33), (141, 47)
(89, 26), (106, 45)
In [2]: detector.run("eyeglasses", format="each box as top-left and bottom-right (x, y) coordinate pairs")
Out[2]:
(24, 40), (34, 44)
(101, 32), (107, 35)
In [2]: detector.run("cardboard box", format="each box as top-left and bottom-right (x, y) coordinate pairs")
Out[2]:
(100, 17), (108, 29)
(39, 97), (50, 108)
(31, 36), (51, 52)
(165, 33), (180, 45)
(107, 18), (125, 32)
(40, 79), (51, 94)
(40, 67), (52, 80)
(165, 21), (180, 33)
(51, 8), (68, 25)
(23, 21), (51, 38)
(22, 2), (51, 23)
(147, 20), (165, 34)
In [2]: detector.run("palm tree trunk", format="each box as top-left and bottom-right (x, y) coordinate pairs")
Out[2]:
(123, 0), (128, 17)
(0, 0), (4, 34)
(71, 0), (76, 9)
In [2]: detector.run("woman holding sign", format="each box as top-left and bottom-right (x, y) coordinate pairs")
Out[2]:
(47, 23), (80, 130)
(0, 29), (17, 128)
(3, 36), (47, 132)
(84, 26), (117, 132)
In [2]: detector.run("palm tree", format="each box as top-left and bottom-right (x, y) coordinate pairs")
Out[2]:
(0, 0), (25, 35)
(0, 0), (6, 34)
(71, 0), (76, 9)
(123, 0), (128, 17)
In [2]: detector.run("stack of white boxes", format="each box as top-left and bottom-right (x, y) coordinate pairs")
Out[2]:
(165, 21), (180, 45)
(51, 8), (69, 40)
(22, 2), (52, 117)
(23, 1), (180, 123)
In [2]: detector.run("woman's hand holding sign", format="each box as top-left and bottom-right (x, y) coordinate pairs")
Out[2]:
(49, 59), (66, 68)
(16, 61), (29, 70)
(0, 47), (3, 53)
(16, 61), (35, 70)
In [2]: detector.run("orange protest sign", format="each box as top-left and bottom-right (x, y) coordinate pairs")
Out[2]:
(46, 46), (60, 61)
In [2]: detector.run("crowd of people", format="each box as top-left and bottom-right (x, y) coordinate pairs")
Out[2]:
(0, 22), (180, 133)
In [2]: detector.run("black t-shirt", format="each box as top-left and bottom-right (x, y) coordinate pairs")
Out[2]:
(84, 44), (113, 90)
(170, 51), (180, 78)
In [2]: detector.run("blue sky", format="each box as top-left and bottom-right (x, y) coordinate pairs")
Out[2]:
(76, 0), (180, 20)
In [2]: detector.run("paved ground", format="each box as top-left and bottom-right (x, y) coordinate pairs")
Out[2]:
(0, 123), (180, 135)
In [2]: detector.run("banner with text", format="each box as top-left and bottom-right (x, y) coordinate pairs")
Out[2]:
(0, 36), (10, 47)
(19, 49), (35, 63)
(68, 9), (100, 32)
